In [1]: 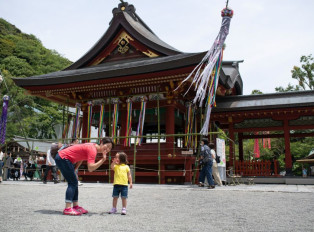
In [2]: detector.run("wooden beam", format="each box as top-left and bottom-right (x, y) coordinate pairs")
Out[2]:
(242, 132), (314, 139)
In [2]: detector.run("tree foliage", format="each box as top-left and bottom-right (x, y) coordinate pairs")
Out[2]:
(276, 54), (314, 92)
(0, 18), (72, 140)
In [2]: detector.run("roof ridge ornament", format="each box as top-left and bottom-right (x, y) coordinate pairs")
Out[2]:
(112, 1), (138, 22)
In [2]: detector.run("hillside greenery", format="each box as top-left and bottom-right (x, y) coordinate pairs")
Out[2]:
(0, 18), (72, 141)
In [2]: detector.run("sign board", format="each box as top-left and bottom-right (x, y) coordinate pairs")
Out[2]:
(216, 138), (226, 181)
(181, 150), (194, 155)
(216, 138), (226, 167)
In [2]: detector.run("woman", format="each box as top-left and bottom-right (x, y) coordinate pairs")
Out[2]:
(55, 137), (114, 216)
(209, 143), (222, 186)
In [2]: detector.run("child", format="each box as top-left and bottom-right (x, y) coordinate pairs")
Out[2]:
(109, 152), (133, 215)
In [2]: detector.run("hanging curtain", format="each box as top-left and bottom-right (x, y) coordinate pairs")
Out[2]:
(0, 95), (9, 144)
(124, 98), (133, 147)
(136, 96), (147, 146)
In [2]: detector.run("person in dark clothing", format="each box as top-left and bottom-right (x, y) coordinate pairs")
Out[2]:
(198, 138), (215, 189)
(5, 153), (13, 180)
(43, 149), (59, 184)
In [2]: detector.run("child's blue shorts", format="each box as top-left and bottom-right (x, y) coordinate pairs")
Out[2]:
(112, 184), (128, 198)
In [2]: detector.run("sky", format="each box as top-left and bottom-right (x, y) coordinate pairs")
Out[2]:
(0, 0), (313, 95)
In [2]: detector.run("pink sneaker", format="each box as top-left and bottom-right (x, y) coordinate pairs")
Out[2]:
(73, 206), (88, 214)
(63, 207), (82, 216)
(108, 208), (117, 214)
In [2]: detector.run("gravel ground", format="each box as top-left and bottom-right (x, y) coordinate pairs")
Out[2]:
(0, 181), (314, 232)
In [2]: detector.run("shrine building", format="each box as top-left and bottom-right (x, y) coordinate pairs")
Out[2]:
(13, 2), (314, 184)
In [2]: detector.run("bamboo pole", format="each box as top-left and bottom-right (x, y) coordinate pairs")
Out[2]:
(157, 92), (161, 184)
(133, 138), (136, 182)
(108, 98), (112, 183)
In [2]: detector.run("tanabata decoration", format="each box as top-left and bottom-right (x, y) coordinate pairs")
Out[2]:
(62, 114), (72, 139)
(72, 103), (81, 139)
(87, 101), (93, 140)
(0, 95), (9, 144)
(124, 98), (133, 147)
(176, 6), (234, 135)
(185, 102), (196, 148)
(136, 96), (147, 146)
(111, 98), (119, 144)
(98, 103), (105, 139)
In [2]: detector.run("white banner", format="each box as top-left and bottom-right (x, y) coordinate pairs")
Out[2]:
(216, 138), (226, 167)
(216, 138), (226, 182)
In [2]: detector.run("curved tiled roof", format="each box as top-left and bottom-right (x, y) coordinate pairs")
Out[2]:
(12, 1), (243, 96)
(65, 2), (181, 70)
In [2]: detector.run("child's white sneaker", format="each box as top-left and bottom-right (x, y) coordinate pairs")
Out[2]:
(109, 208), (117, 214)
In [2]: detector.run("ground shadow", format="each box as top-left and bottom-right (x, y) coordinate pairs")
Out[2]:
(34, 210), (62, 215)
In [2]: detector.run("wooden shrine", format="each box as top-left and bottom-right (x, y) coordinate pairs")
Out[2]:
(13, 2), (314, 183)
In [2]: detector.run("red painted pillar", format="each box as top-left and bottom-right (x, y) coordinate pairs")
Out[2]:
(283, 119), (293, 175)
(185, 158), (192, 184)
(228, 117), (235, 169)
(160, 162), (166, 184)
(238, 132), (244, 161)
(166, 103), (175, 151)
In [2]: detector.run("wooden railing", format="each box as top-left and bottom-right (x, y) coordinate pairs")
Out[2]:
(234, 160), (279, 176)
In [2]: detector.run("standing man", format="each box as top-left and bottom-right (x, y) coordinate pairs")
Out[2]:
(43, 149), (59, 184)
(198, 138), (215, 189)
(5, 153), (13, 180)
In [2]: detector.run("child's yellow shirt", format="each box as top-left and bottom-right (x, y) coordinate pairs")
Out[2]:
(113, 164), (130, 186)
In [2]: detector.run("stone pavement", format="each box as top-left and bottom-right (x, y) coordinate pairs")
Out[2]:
(0, 181), (314, 232)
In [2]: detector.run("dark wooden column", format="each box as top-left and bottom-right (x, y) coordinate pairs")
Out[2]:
(185, 158), (192, 184)
(160, 162), (166, 184)
(228, 117), (235, 168)
(283, 119), (293, 175)
(238, 132), (244, 161)
(166, 102), (175, 150)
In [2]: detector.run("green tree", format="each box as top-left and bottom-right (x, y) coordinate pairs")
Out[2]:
(276, 54), (314, 92)
(0, 18), (72, 140)
(251, 89), (263, 95)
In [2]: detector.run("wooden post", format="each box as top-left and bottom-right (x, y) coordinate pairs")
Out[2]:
(228, 117), (235, 170)
(160, 162), (165, 184)
(238, 132), (244, 161)
(185, 158), (192, 183)
(166, 103), (175, 151)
